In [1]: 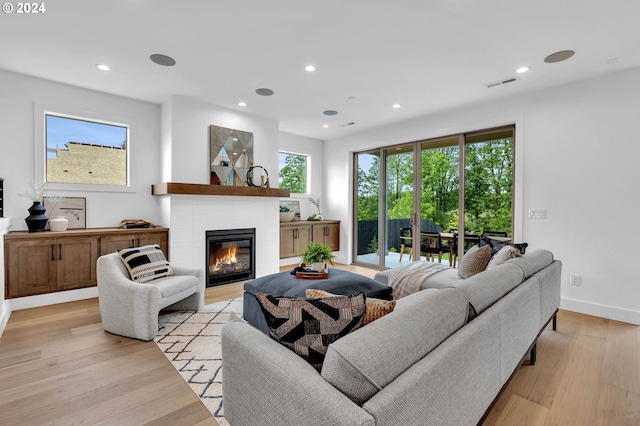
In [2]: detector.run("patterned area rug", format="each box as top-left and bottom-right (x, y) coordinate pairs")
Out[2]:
(155, 298), (244, 426)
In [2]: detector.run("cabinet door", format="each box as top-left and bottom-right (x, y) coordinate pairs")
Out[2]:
(101, 234), (135, 255)
(6, 239), (57, 298)
(279, 225), (312, 258)
(57, 237), (99, 291)
(312, 223), (340, 251)
(137, 232), (169, 258)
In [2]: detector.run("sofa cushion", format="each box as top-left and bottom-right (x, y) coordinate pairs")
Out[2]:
(458, 244), (491, 278)
(455, 262), (525, 315)
(507, 249), (554, 279)
(152, 274), (200, 298)
(255, 292), (366, 372)
(305, 289), (396, 324)
(117, 244), (172, 283)
(321, 287), (469, 405)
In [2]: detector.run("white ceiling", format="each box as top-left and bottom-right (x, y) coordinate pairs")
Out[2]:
(2, 0), (639, 141)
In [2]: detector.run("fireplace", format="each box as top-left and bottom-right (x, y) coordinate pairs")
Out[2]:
(206, 228), (256, 287)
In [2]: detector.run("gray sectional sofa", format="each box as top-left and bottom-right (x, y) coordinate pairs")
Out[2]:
(221, 249), (561, 425)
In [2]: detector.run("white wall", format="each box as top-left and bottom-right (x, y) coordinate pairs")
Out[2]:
(159, 96), (282, 278)
(0, 70), (162, 313)
(0, 218), (10, 334)
(0, 70), (163, 228)
(278, 132), (325, 265)
(324, 67), (640, 325)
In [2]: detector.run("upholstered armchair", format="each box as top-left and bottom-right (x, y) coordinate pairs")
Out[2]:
(96, 252), (205, 341)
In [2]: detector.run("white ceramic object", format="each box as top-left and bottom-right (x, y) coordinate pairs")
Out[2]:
(311, 262), (325, 272)
(279, 211), (295, 222)
(49, 215), (69, 231)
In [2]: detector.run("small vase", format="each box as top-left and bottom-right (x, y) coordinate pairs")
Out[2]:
(49, 215), (69, 232)
(25, 201), (48, 233)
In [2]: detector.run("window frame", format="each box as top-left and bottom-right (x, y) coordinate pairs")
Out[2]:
(34, 103), (135, 193)
(278, 151), (310, 195)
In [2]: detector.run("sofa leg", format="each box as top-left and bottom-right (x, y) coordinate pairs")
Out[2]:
(530, 343), (537, 365)
(553, 313), (557, 331)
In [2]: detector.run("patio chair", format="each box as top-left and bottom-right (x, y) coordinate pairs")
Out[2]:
(421, 232), (446, 263)
(398, 227), (413, 262)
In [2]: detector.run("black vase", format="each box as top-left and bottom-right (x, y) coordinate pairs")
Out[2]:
(25, 201), (48, 232)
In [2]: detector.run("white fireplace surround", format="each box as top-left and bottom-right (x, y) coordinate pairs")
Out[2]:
(159, 194), (281, 280)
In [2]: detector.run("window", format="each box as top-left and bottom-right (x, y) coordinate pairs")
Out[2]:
(278, 152), (308, 193)
(45, 113), (129, 186)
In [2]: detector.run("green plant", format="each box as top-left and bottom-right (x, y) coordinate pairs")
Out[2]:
(306, 213), (321, 221)
(279, 205), (291, 212)
(300, 242), (335, 266)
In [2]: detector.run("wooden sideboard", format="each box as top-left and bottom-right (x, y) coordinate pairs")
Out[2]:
(279, 220), (340, 259)
(4, 227), (169, 298)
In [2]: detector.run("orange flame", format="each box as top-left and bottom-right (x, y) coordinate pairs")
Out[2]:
(213, 245), (237, 271)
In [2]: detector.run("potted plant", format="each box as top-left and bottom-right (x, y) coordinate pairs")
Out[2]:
(18, 181), (63, 232)
(300, 242), (335, 272)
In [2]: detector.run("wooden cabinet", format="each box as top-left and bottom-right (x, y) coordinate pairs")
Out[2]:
(312, 222), (340, 251)
(279, 220), (340, 259)
(4, 227), (169, 298)
(100, 229), (168, 257)
(280, 223), (312, 259)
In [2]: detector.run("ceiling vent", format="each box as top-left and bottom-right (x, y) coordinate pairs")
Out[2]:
(339, 122), (356, 127)
(486, 76), (519, 88)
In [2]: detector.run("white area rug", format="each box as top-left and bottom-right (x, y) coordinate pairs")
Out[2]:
(155, 298), (244, 426)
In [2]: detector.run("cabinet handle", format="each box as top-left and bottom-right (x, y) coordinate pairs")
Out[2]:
(131, 239), (135, 248)
(51, 244), (55, 261)
(58, 244), (62, 260)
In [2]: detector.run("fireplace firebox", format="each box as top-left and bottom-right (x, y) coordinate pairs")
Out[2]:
(206, 228), (255, 287)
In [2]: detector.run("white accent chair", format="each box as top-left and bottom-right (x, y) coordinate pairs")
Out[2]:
(97, 252), (205, 341)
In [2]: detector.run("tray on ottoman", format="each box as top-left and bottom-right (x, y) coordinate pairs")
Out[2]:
(243, 268), (393, 334)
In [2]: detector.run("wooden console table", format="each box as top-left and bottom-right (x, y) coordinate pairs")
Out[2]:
(4, 227), (169, 298)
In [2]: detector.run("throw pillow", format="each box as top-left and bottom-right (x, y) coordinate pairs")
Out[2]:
(458, 244), (491, 279)
(117, 244), (173, 283)
(486, 245), (521, 270)
(305, 289), (396, 324)
(255, 292), (366, 371)
(479, 236), (528, 256)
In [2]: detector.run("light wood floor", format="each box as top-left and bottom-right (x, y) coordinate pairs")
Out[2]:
(1, 264), (638, 425)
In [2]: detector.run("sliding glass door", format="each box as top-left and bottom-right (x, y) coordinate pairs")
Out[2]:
(353, 126), (514, 269)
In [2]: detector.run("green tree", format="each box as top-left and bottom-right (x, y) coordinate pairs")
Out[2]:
(279, 154), (306, 193)
(421, 147), (459, 230)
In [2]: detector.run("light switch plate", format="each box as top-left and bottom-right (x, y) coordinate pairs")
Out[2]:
(528, 208), (546, 219)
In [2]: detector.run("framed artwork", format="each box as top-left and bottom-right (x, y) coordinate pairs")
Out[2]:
(44, 197), (86, 229)
(279, 200), (301, 221)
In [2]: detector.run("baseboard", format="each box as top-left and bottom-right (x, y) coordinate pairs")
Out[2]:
(8, 287), (99, 312)
(561, 297), (640, 325)
(0, 300), (11, 338)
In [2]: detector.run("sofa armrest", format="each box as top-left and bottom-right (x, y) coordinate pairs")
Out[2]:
(221, 317), (374, 426)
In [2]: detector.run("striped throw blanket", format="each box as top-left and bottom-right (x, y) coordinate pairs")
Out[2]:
(389, 262), (451, 299)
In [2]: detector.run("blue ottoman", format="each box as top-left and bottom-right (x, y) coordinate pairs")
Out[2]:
(243, 268), (393, 334)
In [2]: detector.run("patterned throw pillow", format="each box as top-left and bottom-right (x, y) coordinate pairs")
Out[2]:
(255, 292), (366, 371)
(305, 288), (396, 324)
(118, 244), (172, 283)
(479, 236), (528, 256)
(458, 244), (491, 279)
(486, 245), (522, 270)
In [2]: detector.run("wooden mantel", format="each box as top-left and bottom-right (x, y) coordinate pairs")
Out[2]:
(152, 182), (290, 198)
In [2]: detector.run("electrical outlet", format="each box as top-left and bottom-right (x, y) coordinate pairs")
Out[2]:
(528, 208), (547, 219)
(570, 274), (581, 286)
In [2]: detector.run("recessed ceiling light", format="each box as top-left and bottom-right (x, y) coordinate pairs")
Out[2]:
(96, 64), (110, 71)
(323, 110), (338, 116)
(392, 104), (401, 109)
(238, 101), (247, 107)
(544, 50), (575, 64)
(255, 88), (274, 96)
(516, 66), (529, 74)
(150, 54), (176, 66)
(322, 124), (329, 128)
(305, 65), (316, 72)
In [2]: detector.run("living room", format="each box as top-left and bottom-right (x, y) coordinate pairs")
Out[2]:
(1, 1), (640, 424)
